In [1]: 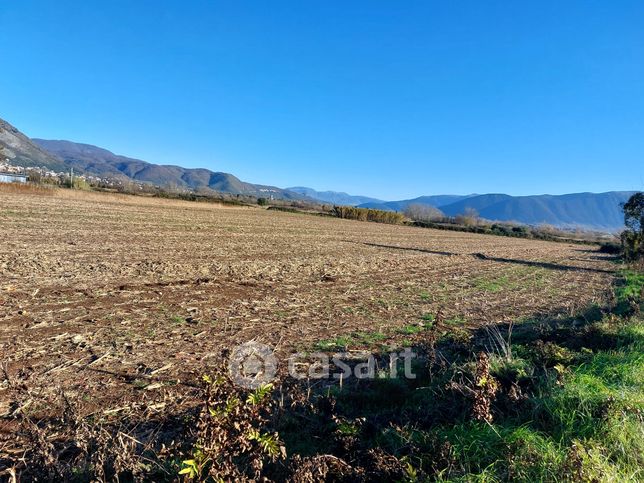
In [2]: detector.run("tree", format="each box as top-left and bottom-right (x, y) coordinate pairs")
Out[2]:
(403, 203), (443, 223)
(623, 192), (644, 235)
(26, 169), (42, 184)
(456, 207), (479, 227)
(621, 192), (644, 261)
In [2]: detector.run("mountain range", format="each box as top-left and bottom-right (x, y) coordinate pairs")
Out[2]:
(286, 187), (384, 206)
(358, 195), (476, 212)
(32, 139), (307, 199)
(0, 117), (302, 200)
(0, 116), (634, 231)
(356, 192), (632, 231)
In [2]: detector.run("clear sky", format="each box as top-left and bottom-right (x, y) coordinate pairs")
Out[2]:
(1, 1), (643, 200)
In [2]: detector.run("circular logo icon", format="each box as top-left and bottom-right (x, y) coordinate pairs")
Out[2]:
(228, 341), (278, 389)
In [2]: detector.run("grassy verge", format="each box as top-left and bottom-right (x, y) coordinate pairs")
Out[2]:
(272, 269), (644, 481)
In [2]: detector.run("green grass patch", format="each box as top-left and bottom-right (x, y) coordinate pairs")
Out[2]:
(397, 324), (429, 335)
(474, 275), (511, 292)
(353, 331), (387, 347)
(616, 270), (644, 303)
(614, 270), (644, 316)
(420, 313), (436, 324)
(444, 316), (467, 325)
(535, 322), (644, 442)
(314, 335), (353, 351)
(425, 319), (644, 480)
(431, 423), (565, 482)
(472, 268), (548, 294)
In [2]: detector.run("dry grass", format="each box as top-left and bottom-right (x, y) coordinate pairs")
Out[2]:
(0, 182), (55, 196)
(54, 186), (243, 210)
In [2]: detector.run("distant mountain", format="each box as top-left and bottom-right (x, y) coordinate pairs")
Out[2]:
(1, 117), (634, 231)
(439, 192), (634, 231)
(31, 138), (304, 199)
(287, 186), (384, 206)
(438, 194), (513, 216)
(1, 117), (304, 199)
(358, 195), (476, 212)
(0, 118), (68, 172)
(290, 188), (475, 211)
(361, 192), (633, 232)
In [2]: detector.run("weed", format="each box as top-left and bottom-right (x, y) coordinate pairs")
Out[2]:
(420, 313), (435, 324)
(439, 326), (472, 345)
(489, 355), (532, 383)
(183, 373), (285, 480)
(471, 352), (498, 422)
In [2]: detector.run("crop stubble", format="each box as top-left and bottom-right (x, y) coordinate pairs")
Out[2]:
(0, 189), (616, 423)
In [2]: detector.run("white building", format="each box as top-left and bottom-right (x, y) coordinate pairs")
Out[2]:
(0, 172), (28, 183)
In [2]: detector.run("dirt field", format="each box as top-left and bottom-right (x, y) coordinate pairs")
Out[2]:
(0, 189), (617, 452)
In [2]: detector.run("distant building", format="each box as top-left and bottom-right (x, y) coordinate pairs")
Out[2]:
(0, 172), (28, 183)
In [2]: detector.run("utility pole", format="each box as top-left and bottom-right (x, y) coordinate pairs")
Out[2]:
(70, 167), (74, 188)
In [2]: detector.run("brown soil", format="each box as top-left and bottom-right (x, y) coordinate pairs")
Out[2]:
(0, 188), (616, 457)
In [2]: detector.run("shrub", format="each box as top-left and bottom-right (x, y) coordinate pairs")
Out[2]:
(621, 230), (642, 261)
(331, 206), (405, 224)
(180, 373), (285, 480)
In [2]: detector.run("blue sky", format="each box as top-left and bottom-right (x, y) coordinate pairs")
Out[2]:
(1, 1), (643, 200)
